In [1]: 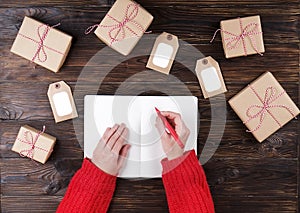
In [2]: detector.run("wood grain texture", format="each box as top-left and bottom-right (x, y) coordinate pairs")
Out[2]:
(2, 158), (294, 197)
(1, 44), (299, 83)
(0, 82), (298, 121)
(1, 119), (298, 159)
(1, 158), (297, 210)
(1, 195), (297, 213)
(0, 0), (299, 212)
(0, 7), (298, 43)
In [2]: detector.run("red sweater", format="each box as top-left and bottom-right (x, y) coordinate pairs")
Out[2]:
(57, 150), (214, 213)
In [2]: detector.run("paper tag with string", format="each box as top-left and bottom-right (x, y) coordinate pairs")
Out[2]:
(146, 32), (179, 75)
(47, 81), (78, 123)
(195, 56), (227, 98)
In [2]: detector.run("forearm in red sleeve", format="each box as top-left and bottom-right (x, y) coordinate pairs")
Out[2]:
(56, 158), (116, 213)
(161, 150), (215, 213)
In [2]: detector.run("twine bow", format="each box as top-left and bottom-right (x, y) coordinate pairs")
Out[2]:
(244, 85), (296, 132)
(85, 3), (146, 45)
(18, 23), (64, 63)
(210, 17), (263, 56)
(17, 126), (50, 159)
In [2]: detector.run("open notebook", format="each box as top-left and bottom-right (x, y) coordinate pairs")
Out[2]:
(84, 95), (198, 178)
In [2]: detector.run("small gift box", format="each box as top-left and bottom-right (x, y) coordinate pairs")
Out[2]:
(11, 16), (72, 73)
(229, 72), (299, 142)
(11, 125), (56, 164)
(213, 15), (265, 59)
(93, 0), (153, 56)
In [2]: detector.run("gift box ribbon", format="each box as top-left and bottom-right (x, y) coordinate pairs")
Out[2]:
(17, 126), (52, 159)
(211, 17), (263, 56)
(244, 85), (297, 132)
(85, 3), (146, 45)
(18, 23), (64, 63)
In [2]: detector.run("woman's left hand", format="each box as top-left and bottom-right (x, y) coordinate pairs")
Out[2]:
(92, 123), (131, 176)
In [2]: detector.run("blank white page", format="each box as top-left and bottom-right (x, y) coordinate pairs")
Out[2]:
(84, 95), (198, 178)
(139, 96), (197, 177)
(84, 96), (142, 178)
(139, 97), (179, 177)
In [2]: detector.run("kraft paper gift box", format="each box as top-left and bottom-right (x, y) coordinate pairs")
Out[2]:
(217, 15), (265, 58)
(93, 0), (153, 56)
(11, 16), (72, 73)
(11, 125), (56, 164)
(229, 72), (299, 142)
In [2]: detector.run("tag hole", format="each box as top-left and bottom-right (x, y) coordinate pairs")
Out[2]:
(202, 59), (208, 65)
(167, 35), (172, 40)
(55, 84), (61, 89)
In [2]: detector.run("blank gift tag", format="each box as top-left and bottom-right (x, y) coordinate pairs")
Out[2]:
(195, 56), (227, 98)
(47, 81), (78, 123)
(146, 32), (179, 74)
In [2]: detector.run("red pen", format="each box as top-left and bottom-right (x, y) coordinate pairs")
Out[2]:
(155, 107), (184, 149)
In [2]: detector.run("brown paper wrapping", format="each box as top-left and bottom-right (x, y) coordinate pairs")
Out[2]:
(11, 16), (72, 73)
(220, 15), (265, 58)
(195, 56), (227, 98)
(94, 0), (153, 56)
(146, 32), (179, 75)
(47, 81), (78, 123)
(11, 125), (56, 164)
(229, 72), (299, 142)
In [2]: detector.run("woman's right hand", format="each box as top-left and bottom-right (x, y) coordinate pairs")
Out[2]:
(155, 111), (190, 160)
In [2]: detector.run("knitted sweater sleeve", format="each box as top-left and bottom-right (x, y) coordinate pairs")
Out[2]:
(161, 150), (215, 213)
(56, 158), (116, 213)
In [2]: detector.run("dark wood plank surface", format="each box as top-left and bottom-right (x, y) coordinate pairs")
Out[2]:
(0, 0), (299, 212)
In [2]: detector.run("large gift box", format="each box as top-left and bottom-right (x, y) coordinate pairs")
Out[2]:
(11, 16), (72, 73)
(94, 0), (153, 55)
(229, 72), (299, 142)
(11, 125), (56, 164)
(218, 15), (265, 58)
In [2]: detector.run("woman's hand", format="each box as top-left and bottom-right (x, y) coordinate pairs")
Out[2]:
(155, 111), (190, 160)
(92, 123), (131, 176)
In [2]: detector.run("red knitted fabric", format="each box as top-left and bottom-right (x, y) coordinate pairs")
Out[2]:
(161, 150), (215, 213)
(56, 158), (116, 213)
(57, 151), (214, 213)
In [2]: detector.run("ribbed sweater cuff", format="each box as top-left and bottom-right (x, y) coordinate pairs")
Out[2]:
(161, 150), (200, 175)
(57, 158), (117, 213)
(79, 158), (117, 187)
(161, 151), (214, 213)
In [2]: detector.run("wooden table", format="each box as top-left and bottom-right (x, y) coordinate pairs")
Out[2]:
(1, 0), (299, 212)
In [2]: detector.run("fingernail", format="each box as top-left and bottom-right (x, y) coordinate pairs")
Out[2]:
(125, 144), (131, 150)
(126, 146), (131, 155)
